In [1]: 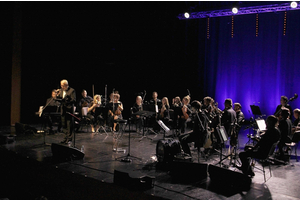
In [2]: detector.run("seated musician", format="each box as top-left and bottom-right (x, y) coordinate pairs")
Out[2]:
(78, 89), (93, 108)
(238, 115), (280, 177)
(107, 93), (123, 132)
(149, 91), (162, 107)
(179, 101), (209, 156)
(274, 96), (293, 119)
(174, 95), (191, 134)
(291, 108), (300, 143)
(87, 94), (103, 133)
(149, 91), (162, 132)
(45, 89), (61, 134)
(171, 96), (182, 109)
(159, 97), (170, 124)
(277, 108), (293, 160)
(132, 96), (143, 133)
(202, 96), (215, 130)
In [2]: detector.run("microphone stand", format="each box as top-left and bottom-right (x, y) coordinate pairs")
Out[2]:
(115, 118), (142, 162)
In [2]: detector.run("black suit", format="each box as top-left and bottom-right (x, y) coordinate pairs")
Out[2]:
(57, 87), (76, 140)
(278, 118), (292, 158)
(221, 107), (236, 137)
(149, 99), (162, 131)
(239, 127), (281, 175)
(274, 104), (293, 119)
(179, 111), (208, 156)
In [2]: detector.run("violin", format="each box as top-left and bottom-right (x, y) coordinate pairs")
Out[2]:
(115, 105), (122, 115)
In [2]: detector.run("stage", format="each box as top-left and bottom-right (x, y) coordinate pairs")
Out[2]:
(1, 123), (300, 200)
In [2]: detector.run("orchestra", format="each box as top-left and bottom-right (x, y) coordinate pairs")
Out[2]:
(39, 81), (299, 176)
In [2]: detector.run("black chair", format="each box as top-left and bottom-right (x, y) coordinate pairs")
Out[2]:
(249, 141), (279, 182)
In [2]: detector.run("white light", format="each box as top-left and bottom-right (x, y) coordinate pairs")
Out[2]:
(291, 1), (298, 8)
(184, 12), (190, 19)
(232, 7), (238, 14)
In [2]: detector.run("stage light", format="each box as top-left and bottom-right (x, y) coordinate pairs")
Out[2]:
(184, 12), (190, 18)
(291, 1), (298, 8)
(232, 7), (238, 14)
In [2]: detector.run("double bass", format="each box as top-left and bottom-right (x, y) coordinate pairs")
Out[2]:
(274, 93), (298, 117)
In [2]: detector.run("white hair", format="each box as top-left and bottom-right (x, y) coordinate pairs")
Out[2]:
(60, 79), (68, 85)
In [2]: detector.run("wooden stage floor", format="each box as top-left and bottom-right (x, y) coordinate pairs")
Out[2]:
(0, 123), (300, 200)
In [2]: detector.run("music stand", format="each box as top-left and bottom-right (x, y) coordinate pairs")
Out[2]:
(214, 126), (230, 167)
(93, 107), (109, 136)
(133, 110), (156, 141)
(34, 99), (60, 148)
(115, 118), (142, 162)
(250, 105), (262, 117)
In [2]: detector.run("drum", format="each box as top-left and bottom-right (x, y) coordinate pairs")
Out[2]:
(156, 138), (181, 163)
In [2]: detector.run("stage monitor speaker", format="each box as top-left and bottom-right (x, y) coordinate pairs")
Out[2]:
(208, 164), (251, 191)
(113, 169), (155, 191)
(51, 143), (84, 162)
(169, 161), (208, 182)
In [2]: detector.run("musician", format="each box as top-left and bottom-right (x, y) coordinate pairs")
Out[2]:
(277, 108), (293, 160)
(107, 93), (123, 132)
(87, 94), (103, 133)
(221, 98), (236, 137)
(159, 97), (170, 124)
(274, 96), (293, 119)
(292, 109), (300, 132)
(209, 98), (222, 131)
(46, 89), (61, 107)
(149, 91), (162, 111)
(78, 89), (93, 108)
(132, 96), (143, 133)
(291, 108), (300, 142)
(201, 96), (216, 146)
(149, 91), (162, 132)
(45, 89), (61, 134)
(231, 102), (245, 147)
(202, 97), (213, 113)
(179, 101), (209, 156)
(56, 79), (76, 144)
(171, 96), (182, 109)
(238, 115), (280, 177)
(174, 95), (191, 134)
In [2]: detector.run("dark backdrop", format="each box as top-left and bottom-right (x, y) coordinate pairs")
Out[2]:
(4, 2), (202, 125)
(2, 2), (300, 125)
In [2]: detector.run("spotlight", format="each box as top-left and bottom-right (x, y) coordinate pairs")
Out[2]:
(184, 12), (190, 19)
(232, 7), (238, 14)
(291, 1), (298, 8)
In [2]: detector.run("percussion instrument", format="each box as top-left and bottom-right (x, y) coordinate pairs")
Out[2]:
(156, 138), (181, 163)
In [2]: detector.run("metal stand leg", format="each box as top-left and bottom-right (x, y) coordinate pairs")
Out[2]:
(116, 119), (142, 162)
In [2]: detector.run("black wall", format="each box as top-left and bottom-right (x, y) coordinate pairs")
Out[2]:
(3, 2), (205, 125)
